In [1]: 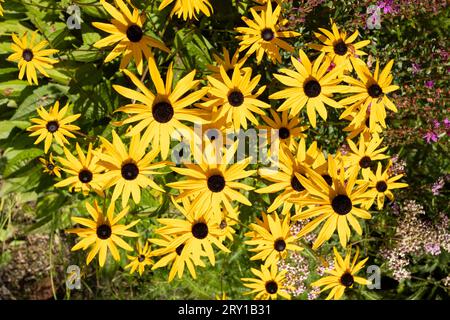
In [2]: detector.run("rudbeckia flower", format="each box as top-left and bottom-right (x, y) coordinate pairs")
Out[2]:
(241, 263), (291, 300)
(344, 135), (389, 176)
(339, 59), (399, 128)
(207, 47), (249, 81)
(293, 155), (371, 249)
(113, 58), (208, 160)
(235, 1), (300, 64)
(66, 200), (139, 267)
(270, 50), (348, 128)
(312, 247), (370, 300)
(125, 241), (153, 276)
(27, 101), (80, 153)
(159, 0), (213, 20)
(7, 31), (59, 85)
(93, 0), (169, 74)
(39, 153), (61, 177)
(95, 131), (168, 208)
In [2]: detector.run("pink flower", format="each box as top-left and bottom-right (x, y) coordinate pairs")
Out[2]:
(411, 62), (421, 74)
(423, 131), (439, 143)
(425, 80), (435, 88)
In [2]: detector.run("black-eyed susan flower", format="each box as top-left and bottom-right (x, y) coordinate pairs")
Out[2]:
(39, 153), (61, 177)
(113, 58), (208, 160)
(167, 143), (255, 219)
(293, 155), (371, 249)
(95, 131), (167, 208)
(155, 198), (230, 269)
(159, 0), (213, 20)
(7, 31), (59, 85)
(344, 135), (389, 176)
(270, 50), (347, 128)
(150, 235), (206, 282)
(217, 206), (239, 242)
(207, 47), (249, 81)
(309, 20), (371, 73)
(202, 66), (270, 131)
(93, 0), (169, 74)
(339, 59), (399, 129)
(312, 247), (370, 300)
(125, 241), (153, 276)
(245, 212), (302, 267)
(54, 143), (103, 195)
(66, 200), (139, 267)
(359, 161), (408, 210)
(27, 101), (80, 153)
(241, 263), (291, 300)
(235, 1), (300, 64)
(256, 140), (319, 215)
(342, 110), (383, 140)
(259, 109), (308, 151)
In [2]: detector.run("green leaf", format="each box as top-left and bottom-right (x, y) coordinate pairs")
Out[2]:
(0, 120), (29, 139)
(3, 148), (43, 178)
(0, 80), (29, 98)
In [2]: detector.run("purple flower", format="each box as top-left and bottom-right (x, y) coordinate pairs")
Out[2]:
(433, 120), (440, 129)
(431, 177), (445, 195)
(424, 243), (441, 256)
(411, 62), (421, 74)
(423, 131), (439, 143)
(424, 80), (434, 88)
(443, 118), (450, 129)
(377, 0), (397, 14)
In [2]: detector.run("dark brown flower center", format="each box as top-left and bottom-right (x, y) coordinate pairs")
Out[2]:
(359, 156), (372, 169)
(368, 84), (383, 98)
(278, 127), (290, 139)
(274, 238), (286, 252)
(46, 121), (59, 133)
(96, 224), (112, 240)
(152, 101), (174, 123)
(291, 175), (305, 192)
(261, 28), (275, 41)
(121, 162), (139, 180)
(138, 255), (145, 262)
(175, 244), (184, 256)
(207, 174), (225, 192)
(47, 164), (55, 170)
(126, 24), (143, 42)
(228, 90), (244, 107)
(322, 174), (333, 186)
(365, 117), (370, 128)
(334, 40), (348, 55)
(304, 80), (321, 98)
(78, 169), (93, 183)
(340, 272), (354, 287)
(376, 181), (388, 192)
(265, 280), (278, 294)
(192, 222), (209, 239)
(331, 194), (352, 215)
(22, 49), (34, 62)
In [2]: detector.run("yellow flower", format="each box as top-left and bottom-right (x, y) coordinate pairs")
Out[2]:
(95, 131), (167, 208)
(39, 153), (61, 177)
(259, 109), (308, 151)
(0, 0), (4, 16)
(27, 101), (80, 153)
(54, 143), (104, 196)
(309, 20), (371, 73)
(344, 135), (389, 176)
(7, 31), (59, 85)
(269, 50), (347, 128)
(342, 110), (383, 140)
(159, 0), (213, 20)
(235, 1), (300, 64)
(292, 155), (371, 249)
(167, 143), (255, 220)
(245, 212), (302, 267)
(339, 59), (399, 129)
(125, 241), (153, 276)
(154, 198), (230, 278)
(113, 58), (208, 160)
(312, 247), (370, 300)
(358, 161), (408, 210)
(207, 47), (249, 81)
(66, 200), (139, 267)
(92, 0), (169, 74)
(150, 234), (206, 282)
(241, 263), (291, 300)
(202, 65), (270, 131)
